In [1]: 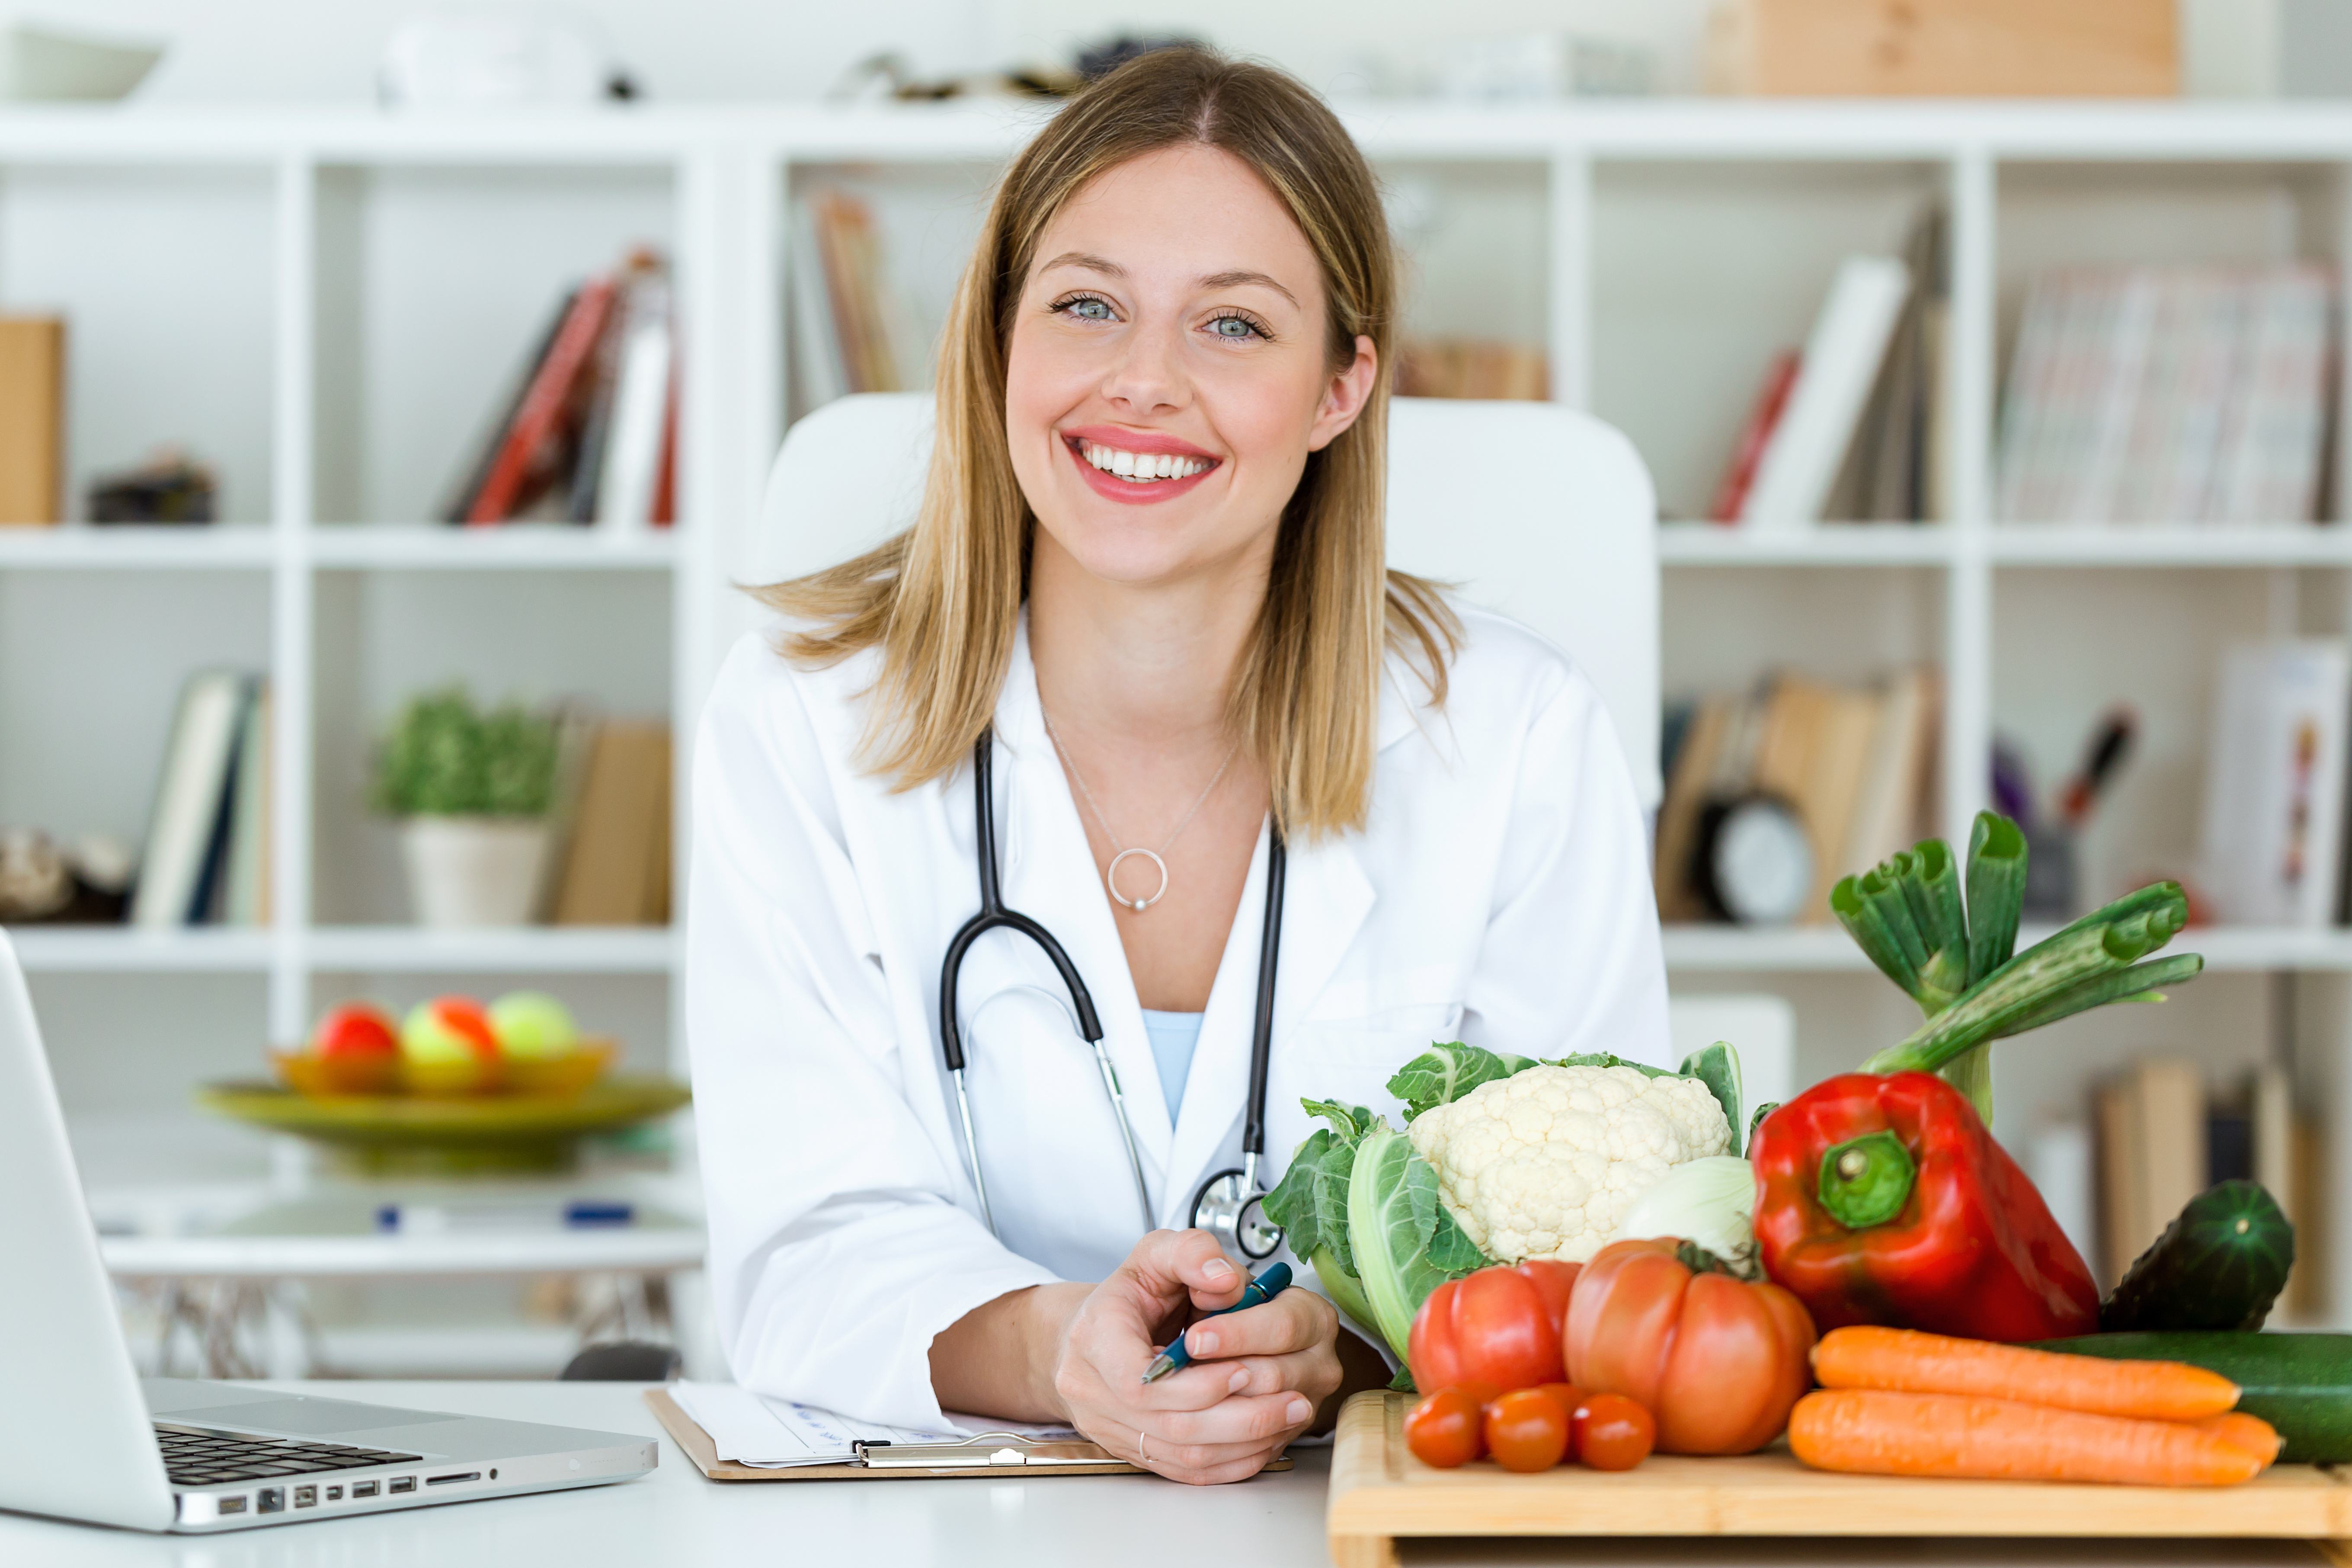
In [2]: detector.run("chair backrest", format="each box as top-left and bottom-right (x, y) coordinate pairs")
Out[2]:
(753, 394), (1660, 805)
(1666, 992), (1797, 1114)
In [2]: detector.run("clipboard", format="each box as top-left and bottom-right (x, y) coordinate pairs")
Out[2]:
(644, 1388), (1293, 1480)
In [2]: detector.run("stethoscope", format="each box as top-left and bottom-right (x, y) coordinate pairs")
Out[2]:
(938, 730), (1288, 1264)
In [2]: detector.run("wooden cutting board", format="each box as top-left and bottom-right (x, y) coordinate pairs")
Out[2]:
(1328, 1391), (2352, 1568)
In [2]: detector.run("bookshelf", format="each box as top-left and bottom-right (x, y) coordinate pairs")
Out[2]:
(8, 100), (2352, 1320)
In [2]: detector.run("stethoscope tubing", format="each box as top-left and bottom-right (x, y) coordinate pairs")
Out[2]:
(939, 729), (1283, 1245)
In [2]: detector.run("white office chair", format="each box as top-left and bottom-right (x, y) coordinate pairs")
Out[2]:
(1666, 994), (1797, 1116)
(752, 394), (1661, 806)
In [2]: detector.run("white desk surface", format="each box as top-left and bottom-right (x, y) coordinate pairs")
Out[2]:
(0, 1382), (2324, 1567)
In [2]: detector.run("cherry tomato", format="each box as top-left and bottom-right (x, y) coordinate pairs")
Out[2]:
(1482, 1388), (1570, 1473)
(1404, 1386), (1486, 1469)
(1571, 1392), (1656, 1472)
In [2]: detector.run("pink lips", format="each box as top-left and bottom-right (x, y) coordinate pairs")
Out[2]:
(1061, 427), (1222, 506)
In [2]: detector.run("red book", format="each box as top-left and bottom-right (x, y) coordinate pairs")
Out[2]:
(1708, 349), (1802, 524)
(466, 275), (619, 525)
(650, 361), (677, 528)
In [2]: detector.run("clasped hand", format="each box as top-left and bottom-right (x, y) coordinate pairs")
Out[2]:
(1052, 1229), (1339, 1485)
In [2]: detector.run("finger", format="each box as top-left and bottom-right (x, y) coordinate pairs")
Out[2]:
(1099, 1418), (1293, 1485)
(1209, 1349), (1342, 1402)
(1113, 1229), (1244, 1313)
(1150, 1389), (1315, 1450)
(1178, 1282), (1334, 1360)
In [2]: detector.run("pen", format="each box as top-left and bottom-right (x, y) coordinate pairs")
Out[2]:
(1140, 1261), (1292, 1384)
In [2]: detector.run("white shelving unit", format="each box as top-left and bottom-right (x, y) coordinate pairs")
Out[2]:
(8, 99), (2352, 1316)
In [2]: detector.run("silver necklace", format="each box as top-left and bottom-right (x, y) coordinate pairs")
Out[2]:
(1042, 711), (1240, 913)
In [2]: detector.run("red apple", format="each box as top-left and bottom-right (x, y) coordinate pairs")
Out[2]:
(308, 1002), (400, 1093)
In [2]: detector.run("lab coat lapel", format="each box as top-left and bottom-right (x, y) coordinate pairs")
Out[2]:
(991, 627), (1178, 1185)
(1164, 815), (1375, 1223)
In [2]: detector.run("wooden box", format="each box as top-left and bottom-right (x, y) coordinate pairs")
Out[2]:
(1327, 1391), (2352, 1568)
(1706, 0), (2179, 98)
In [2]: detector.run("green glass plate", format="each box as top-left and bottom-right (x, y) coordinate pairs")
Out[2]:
(195, 1076), (694, 1175)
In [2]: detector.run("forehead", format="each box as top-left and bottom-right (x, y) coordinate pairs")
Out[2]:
(1032, 143), (1321, 300)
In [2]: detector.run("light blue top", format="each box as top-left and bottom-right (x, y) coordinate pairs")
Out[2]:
(1139, 1009), (1205, 1124)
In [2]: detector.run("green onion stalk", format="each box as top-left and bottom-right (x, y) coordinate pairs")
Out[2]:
(1829, 812), (2200, 1126)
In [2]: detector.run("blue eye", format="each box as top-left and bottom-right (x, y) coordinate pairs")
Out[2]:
(1058, 295), (1114, 321)
(1208, 315), (1260, 340)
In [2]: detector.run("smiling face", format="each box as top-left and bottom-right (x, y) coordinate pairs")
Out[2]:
(1003, 142), (1376, 593)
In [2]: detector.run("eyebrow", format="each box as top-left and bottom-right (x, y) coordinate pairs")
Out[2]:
(1037, 253), (1299, 309)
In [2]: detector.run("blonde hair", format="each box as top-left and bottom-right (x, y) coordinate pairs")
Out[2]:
(759, 46), (1456, 837)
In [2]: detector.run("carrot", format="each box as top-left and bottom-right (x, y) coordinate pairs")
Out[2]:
(1788, 1390), (2272, 1487)
(1812, 1325), (2239, 1421)
(2194, 1411), (2282, 1467)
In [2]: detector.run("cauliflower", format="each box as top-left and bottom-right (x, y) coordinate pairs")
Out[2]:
(1407, 1062), (1731, 1264)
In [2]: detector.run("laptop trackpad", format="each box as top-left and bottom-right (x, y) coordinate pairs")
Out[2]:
(166, 1398), (463, 1436)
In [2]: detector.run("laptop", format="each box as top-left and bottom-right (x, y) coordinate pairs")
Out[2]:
(0, 931), (657, 1532)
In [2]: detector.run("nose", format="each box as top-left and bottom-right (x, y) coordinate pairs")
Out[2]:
(1099, 315), (1187, 416)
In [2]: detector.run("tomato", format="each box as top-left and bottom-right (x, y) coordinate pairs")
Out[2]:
(1571, 1392), (1655, 1471)
(1482, 1388), (1569, 1473)
(1404, 1386), (1485, 1469)
(1563, 1238), (1817, 1456)
(1408, 1259), (1582, 1394)
(1534, 1381), (1583, 1420)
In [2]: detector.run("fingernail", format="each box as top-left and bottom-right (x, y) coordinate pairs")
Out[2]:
(1286, 1398), (1312, 1425)
(1190, 1330), (1218, 1357)
(1202, 1258), (1235, 1280)
(1228, 1369), (1249, 1393)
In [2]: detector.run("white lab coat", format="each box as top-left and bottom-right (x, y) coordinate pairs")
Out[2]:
(686, 604), (1669, 1430)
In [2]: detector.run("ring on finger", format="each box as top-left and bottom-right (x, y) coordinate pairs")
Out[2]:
(1138, 1431), (1149, 1465)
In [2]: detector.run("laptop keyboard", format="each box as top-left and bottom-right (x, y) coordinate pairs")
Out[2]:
(154, 1422), (424, 1488)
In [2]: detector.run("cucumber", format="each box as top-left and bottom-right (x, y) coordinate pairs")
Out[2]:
(2026, 1333), (2352, 1463)
(2100, 1179), (2294, 1333)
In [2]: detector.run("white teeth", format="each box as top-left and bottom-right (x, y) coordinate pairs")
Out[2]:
(1077, 439), (1212, 483)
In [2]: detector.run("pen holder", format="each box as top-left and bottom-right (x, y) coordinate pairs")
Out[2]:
(2022, 822), (2077, 920)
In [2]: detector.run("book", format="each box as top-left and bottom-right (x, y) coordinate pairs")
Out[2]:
(1739, 254), (1911, 528)
(1840, 665), (1939, 874)
(221, 682), (271, 927)
(1707, 351), (1801, 523)
(790, 198), (848, 410)
(551, 722), (672, 925)
(2198, 639), (2351, 928)
(129, 672), (247, 929)
(595, 256), (675, 534)
(0, 315), (63, 525)
(1824, 207), (1947, 524)
(1994, 264), (2335, 525)
(440, 288), (578, 524)
(464, 275), (619, 524)
(2093, 1058), (2206, 1287)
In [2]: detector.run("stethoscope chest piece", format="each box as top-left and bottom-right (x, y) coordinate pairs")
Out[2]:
(1190, 1158), (1283, 1264)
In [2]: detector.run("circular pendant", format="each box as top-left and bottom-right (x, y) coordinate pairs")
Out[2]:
(1105, 847), (1170, 912)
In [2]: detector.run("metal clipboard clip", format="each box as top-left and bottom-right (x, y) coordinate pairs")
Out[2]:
(852, 1432), (1123, 1469)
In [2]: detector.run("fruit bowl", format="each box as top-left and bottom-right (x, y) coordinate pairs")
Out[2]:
(198, 1073), (692, 1175)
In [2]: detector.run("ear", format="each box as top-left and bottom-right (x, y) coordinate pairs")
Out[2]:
(1306, 335), (1378, 452)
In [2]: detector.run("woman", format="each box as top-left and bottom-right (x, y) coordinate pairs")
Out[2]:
(688, 47), (1667, 1485)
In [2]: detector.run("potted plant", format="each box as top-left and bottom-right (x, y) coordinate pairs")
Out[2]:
(374, 687), (560, 928)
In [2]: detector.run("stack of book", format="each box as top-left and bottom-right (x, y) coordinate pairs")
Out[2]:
(1995, 263), (2333, 526)
(543, 717), (672, 926)
(1710, 208), (1946, 526)
(131, 671), (271, 928)
(791, 189), (924, 408)
(2093, 1059), (2310, 1309)
(2198, 639), (2352, 929)
(1656, 668), (1940, 924)
(1395, 338), (1548, 401)
(441, 247), (676, 529)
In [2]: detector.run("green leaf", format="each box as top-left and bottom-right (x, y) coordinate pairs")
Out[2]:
(1389, 1364), (1419, 1393)
(1544, 1051), (1674, 1080)
(1425, 1202), (1489, 1273)
(1305, 1245), (1379, 1340)
(1747, 1100), (1782, 1147)
(1346, 1122), (1477, 1363)
(1385, 1043), (1534, 1123)
(1262, 1128), (1336, 1262)
(372, 685), (560, 819)
(1264, 1103), (1376, 1277)
(1677, 1041), (1744, 1156)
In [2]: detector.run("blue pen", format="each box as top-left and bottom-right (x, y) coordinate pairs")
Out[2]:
(1140, 1261), (1292, 1384)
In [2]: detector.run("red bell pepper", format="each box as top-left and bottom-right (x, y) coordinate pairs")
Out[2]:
(1751, 1071), (2098, 1344)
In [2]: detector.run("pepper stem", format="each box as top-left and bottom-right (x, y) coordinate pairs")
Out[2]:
(1818, 1130), (1916, 1229)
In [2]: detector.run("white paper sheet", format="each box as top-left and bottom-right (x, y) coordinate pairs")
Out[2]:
(669, 1381), (1078, 1469)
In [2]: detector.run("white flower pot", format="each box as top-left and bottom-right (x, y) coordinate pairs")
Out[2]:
(399, 816), (550, 928)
